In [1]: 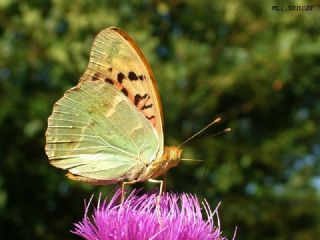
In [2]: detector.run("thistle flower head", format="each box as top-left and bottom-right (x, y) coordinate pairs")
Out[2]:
(73, 190), (229, 240)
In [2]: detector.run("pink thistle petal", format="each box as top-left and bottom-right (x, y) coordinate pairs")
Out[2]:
(73, 190), (230, 240)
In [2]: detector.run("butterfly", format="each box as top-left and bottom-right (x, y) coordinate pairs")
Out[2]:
(45, 27), (182, 193)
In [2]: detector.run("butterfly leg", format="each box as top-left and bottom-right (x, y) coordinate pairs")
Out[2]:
(120, 180), (137, 204)
(162, 173), (167, 192)
(148, 178), (164, 226)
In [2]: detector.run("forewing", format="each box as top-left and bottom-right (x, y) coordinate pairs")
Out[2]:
(81, 27), (164, 158)
(45, 80), (159, 182)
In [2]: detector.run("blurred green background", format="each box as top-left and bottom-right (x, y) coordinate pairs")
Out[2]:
(1, 0), (320, 239)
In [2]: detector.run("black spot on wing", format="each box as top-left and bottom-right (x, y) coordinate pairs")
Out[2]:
(121, 88), (129, 96)
(92, 72), (100, 81)
(104, 77), (114, 85)
(108, 67), (113, 72)
(141, 104), (153, 110)
(146, 116), (155, 120)
(117, 72), (125, 83)
(134, 93), (148, 106)
(138, 75), (144, 80)
(128, 71), (138, 81)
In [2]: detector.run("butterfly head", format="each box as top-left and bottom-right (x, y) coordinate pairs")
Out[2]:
(164, 146), (182, 169)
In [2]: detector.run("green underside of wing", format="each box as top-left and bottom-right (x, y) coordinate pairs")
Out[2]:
(45, 80), (159, 181)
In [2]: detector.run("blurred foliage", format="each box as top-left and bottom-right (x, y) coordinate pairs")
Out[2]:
(1, 0), (320, 239)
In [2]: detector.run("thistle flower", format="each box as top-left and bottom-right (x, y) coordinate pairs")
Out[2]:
(73, 190), (230, 240)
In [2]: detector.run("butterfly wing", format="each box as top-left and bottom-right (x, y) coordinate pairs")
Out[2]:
(45, 80), (160, 182)
(81, 27), (164, 159)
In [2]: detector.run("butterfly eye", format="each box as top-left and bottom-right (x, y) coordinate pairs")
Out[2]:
(171, 152), (177, 159)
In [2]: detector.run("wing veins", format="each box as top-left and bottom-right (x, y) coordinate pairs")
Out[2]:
(53, 99), (140, 159)
(49, 118), (92, 126)
(77, 86), (141, 152)
(49, 146), (106, 151)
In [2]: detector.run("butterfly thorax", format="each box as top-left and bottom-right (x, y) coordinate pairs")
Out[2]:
(138, 146), (182, 181)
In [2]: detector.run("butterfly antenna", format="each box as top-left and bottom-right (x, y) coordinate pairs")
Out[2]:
(178, 117), (221, 148)
(178, 117), (223, 148)
(210, 127), (231, 138)
(178, 117), (231, 148)
(179, 129), (231, 162)
(181, 158), (204, 162)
